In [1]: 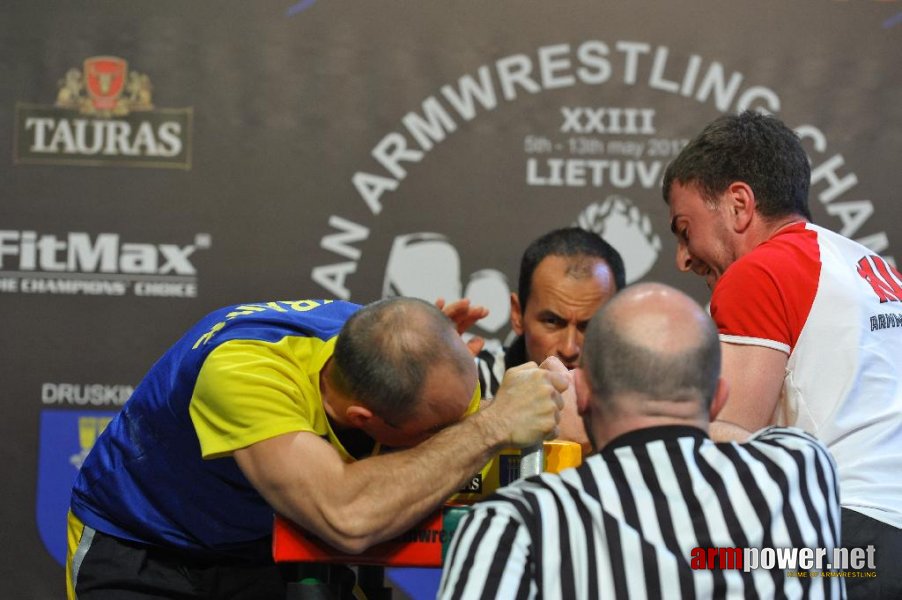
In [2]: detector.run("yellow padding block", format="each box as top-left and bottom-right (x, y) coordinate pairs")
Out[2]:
(543, 440), (583, 473)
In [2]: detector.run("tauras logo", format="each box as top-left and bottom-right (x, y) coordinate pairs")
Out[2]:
(14, 55), (192, 169)
(24, 118), (184, 158)
(0, 230), (205, 275)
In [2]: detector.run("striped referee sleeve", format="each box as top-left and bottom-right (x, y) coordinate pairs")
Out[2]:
(438, 504), (535, 599)
(474, 347), (506, 400)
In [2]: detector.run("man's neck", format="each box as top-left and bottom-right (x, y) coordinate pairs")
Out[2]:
(739, 213), (807, 256)
(320, 359), (350, 429)
(767, 215), (808, 237)
(592, 404), (709, 449)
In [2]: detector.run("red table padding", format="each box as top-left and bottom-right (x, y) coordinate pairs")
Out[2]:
(272, 510), (447, 567)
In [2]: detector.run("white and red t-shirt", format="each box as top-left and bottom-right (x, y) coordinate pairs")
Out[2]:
(711, 222), (902, 528)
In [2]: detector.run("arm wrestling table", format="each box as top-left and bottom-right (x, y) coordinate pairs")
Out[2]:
(272, 441), (581, 599)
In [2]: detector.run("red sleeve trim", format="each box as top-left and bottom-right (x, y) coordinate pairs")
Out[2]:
(710, 225), (820, 353)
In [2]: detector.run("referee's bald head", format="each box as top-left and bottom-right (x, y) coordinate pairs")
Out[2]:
(581, 282), (721, 415)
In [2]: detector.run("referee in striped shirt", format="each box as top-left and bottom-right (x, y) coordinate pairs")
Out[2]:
(439, 282), (843, 599)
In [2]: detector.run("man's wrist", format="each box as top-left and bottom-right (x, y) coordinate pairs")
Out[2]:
(466, 407), (510, 452)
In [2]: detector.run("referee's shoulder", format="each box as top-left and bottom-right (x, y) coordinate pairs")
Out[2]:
(744, 426), (835, 464)
(462, 487), (535, 527)
(477, 473), (573, 515)
(747, 425), (822, 446)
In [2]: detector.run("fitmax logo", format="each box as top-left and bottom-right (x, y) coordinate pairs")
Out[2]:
(0, 231), (209, 275)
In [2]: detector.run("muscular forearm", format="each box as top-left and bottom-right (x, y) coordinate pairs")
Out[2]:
(249, 407), (513, 554)
(237, 362), (565, 554)
(320, 409), (511, 550)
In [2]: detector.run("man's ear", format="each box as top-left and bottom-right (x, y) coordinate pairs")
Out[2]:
(726, 182), (756, 233)
(345, 404), (374, 429)
(510, 292), (524, 336)
(709, 377), (729, 422)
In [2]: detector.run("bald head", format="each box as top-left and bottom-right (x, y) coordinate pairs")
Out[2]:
(332, 297), (474, 425)
(581, 283), (721, 417)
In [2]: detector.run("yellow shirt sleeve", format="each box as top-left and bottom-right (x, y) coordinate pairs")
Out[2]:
(189, 336), (334, 459)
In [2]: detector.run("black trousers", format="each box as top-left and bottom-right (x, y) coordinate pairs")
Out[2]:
(72, 527), (287, 600)
(841, 508), (902, 600)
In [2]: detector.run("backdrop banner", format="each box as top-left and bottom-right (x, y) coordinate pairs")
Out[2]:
(2, 1), (900, 597)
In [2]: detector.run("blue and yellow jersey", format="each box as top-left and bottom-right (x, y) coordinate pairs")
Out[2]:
(70, 299), (362, 558)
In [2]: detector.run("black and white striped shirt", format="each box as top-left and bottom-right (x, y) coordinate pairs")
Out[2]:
(475, 338), (527, 400)
(439, 426), (843, 599)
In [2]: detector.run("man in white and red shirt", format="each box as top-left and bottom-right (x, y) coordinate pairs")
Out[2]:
(663, 111), (902, 598)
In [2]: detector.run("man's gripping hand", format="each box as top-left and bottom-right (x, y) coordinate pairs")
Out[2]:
(539, 356), (592, 454)
(483, 361), (567, 447)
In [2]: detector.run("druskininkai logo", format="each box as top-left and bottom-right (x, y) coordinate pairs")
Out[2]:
(14, 55), (193, 169)
(36, 410), (116, 565)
